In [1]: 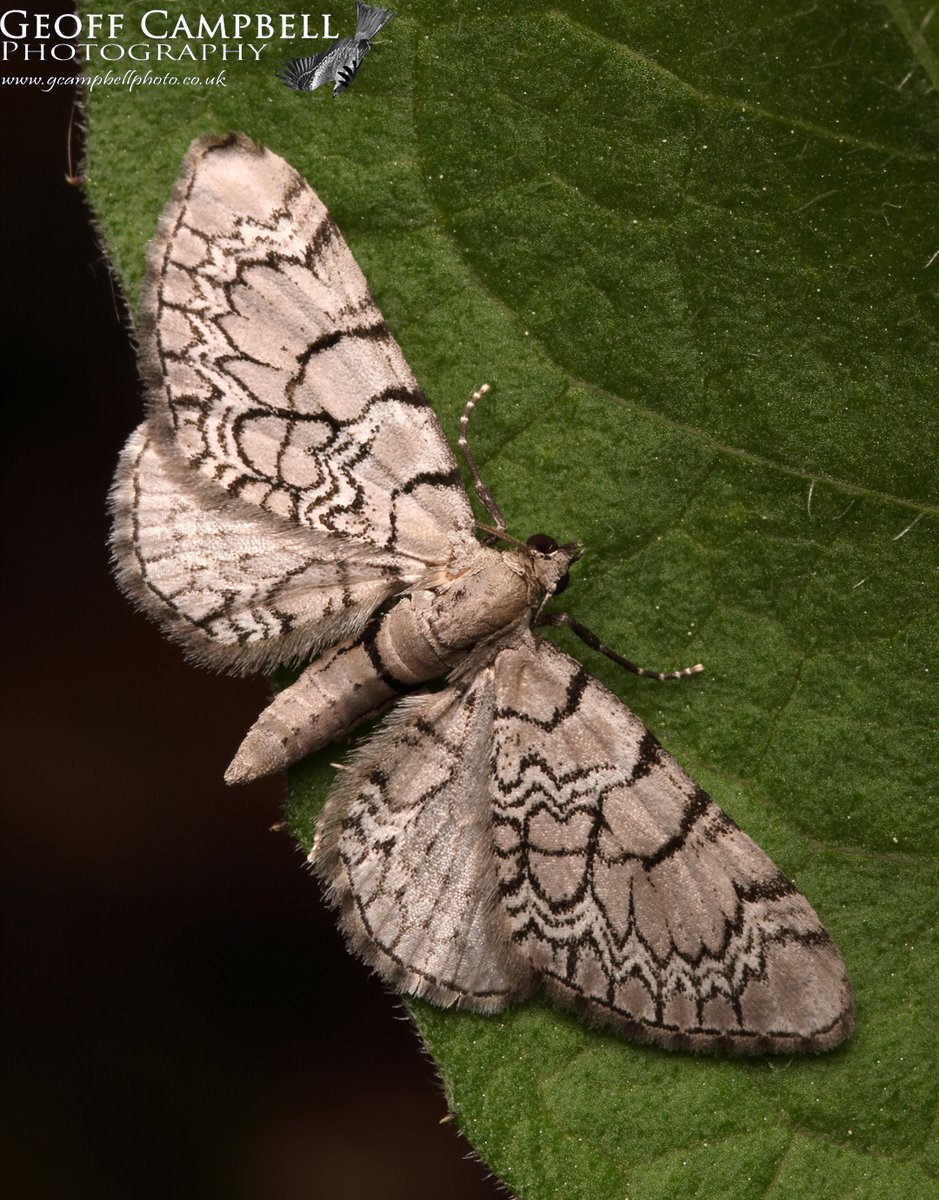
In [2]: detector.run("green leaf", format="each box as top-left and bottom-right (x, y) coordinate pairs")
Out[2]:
(88, 3), (939, 1197)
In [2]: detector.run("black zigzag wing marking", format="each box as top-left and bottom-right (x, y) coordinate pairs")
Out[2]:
(109, 426), (424, 673)
(489, 633), (853, 1054)
(112, 134), (477, 667)
(313, 674), (536, 1007)
(138, 133), (474, 556)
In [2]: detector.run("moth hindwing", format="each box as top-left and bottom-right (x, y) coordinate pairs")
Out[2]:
(110, 133), (853, 1056)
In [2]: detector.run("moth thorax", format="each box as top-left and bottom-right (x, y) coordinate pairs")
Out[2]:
(525, 533), (579, 596)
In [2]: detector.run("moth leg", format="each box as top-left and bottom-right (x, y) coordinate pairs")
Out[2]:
(458, 384), (508, 533)
(537, 612), (704, 681)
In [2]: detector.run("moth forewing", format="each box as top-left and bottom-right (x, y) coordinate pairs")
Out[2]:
(110, 132), (853, 1056)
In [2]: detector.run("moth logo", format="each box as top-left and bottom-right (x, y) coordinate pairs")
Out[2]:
(277, 1), (395, 96)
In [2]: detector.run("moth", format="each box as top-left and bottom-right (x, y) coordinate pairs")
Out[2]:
(277, 1), (395, 96)
(110, 133), (853, 1055)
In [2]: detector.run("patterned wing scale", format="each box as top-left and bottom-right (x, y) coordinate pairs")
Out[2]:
(112, 134), (474, 669)
(140, 133), (472, 556)
(315, 629), (851, 1054)
(489, 634), (853, 1054)
(111, 427), (424, 671)
(313, 679), (536, 1008)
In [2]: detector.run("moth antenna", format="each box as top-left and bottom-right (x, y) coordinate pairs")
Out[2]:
(538, 612), (704, 681)
(459, 384), (508, 532)
(475, 522), (529, 552)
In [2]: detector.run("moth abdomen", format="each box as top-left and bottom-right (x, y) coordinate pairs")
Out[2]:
(227, 547), (538, 783)
(225, 634), (401, 784)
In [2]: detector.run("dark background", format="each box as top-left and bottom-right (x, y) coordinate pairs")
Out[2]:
(0, 61), (504, 1200)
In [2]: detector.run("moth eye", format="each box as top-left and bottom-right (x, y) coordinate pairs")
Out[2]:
(526, 534), (569, 593)
(526, 533), (559, 555)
